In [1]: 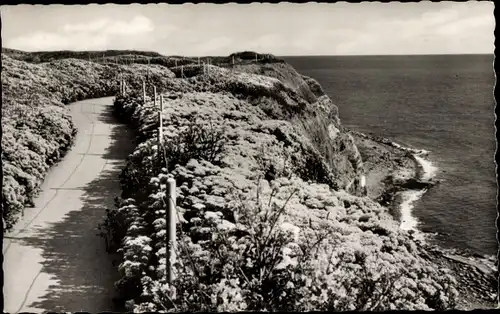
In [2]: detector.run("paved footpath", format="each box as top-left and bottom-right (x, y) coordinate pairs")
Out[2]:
(3, 97), (136, 313)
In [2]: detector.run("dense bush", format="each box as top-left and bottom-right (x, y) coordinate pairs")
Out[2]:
(102, 114), (231, 310)
(135, 184), (459, 312)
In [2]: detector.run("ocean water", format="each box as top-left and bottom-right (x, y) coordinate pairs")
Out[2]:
(284, 55), (497, 256)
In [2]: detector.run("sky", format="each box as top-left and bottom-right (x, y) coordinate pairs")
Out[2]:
(0, 2), (495, 56)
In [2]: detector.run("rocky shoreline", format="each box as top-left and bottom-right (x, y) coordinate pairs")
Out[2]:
(349, 129), (498, 309)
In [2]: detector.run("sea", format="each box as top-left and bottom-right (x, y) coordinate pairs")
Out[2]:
(284, 54), (497, 256)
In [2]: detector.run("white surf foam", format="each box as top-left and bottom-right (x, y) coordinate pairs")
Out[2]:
(354, 131), (439, 239)
(414, 154), (438, 180)
(386, 139), (438, 181)
(392, 144), (437, 240)
(399, 189), (428, 235)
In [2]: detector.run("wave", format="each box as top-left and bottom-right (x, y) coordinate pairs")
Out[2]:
(398, 148), (438, 238)
(375, 139), (439, 236)
(414, 154), (438, 181)
(381, 138), (438, 181)
(398, 150), (439, 241)
(399, 189), (427, 234)
(350, 130), (440, 237)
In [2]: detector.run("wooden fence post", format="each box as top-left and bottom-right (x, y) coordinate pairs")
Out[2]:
(181, 65), (184, 78)
(167, 178), (177, 283)
(143, 80), (146, 106)
(120, 76), (124, 96)
(147, 58), (150, 79)
(154, 86), (157, 108)
(159, 94), (164, 144)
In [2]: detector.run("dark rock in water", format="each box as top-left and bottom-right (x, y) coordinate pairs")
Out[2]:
(401, 178), (437, 190)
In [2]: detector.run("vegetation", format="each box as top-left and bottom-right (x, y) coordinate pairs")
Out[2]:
(2, 48), (467, 311)
(2, 48), (163, 63)
(104, 65), (460, 311)
(1, 54), (175, 229)
(1, 48), (284, 69)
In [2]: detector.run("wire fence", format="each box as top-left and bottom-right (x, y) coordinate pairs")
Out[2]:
(113, 52), (279, 283)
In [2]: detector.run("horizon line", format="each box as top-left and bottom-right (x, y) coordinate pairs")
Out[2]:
(280, 53), (494, 57)
(2, 47), (493, 58)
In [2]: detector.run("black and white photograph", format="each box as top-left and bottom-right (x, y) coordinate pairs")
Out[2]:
(1, 1), (497, 312)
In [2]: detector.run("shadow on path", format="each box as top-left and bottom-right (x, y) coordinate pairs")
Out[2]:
(13, 100), (136, 312)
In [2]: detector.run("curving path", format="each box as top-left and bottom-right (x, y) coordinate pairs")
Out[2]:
(3, 97), (136, 313)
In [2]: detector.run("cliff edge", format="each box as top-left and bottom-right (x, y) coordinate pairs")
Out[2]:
(107, 52), (479, 311)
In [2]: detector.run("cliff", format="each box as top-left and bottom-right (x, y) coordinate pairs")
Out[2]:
(106, 52), (463, 311)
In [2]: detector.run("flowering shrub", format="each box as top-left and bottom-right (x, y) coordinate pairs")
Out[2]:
(2, 56), (116, 229)
(133, 183), (459, 312)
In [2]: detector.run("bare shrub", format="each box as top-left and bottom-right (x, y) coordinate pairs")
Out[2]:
(161, 118), (227, 172)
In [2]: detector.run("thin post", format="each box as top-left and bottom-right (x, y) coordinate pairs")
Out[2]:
(147, 58), (150, 79)
(159, 94), (164, 144)
(142, 80), (146, 106)
(153, 86), (157, 108)
(232, 55), (234, 66)
(167, 178), (177, 283)
(123, 80), (126, 95)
